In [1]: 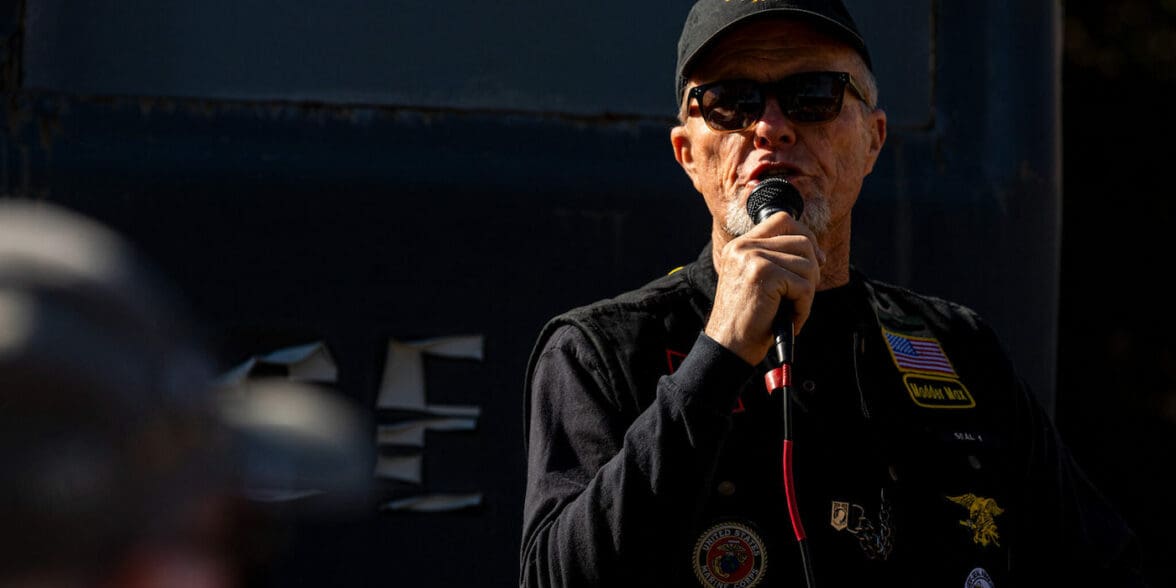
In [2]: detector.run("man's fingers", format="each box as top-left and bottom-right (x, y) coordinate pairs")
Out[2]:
(708, 227), (822, 363)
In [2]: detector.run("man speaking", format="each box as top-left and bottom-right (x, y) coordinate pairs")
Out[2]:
(519, 1), (1145, 586)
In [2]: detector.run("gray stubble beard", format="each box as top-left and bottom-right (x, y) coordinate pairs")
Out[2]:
(724, 188), (831, 240)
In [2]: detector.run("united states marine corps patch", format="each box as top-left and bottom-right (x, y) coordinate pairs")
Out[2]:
(964, 566), (995, 588)
(692, 521), (767, 588)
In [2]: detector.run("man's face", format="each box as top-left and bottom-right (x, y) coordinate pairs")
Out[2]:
(670, 19), (886, 245)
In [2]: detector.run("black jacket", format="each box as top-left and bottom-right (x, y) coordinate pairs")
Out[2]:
(521, 244), (1143, 587)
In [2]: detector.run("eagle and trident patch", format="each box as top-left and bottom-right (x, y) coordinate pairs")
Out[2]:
(947, 493), (1004, 548)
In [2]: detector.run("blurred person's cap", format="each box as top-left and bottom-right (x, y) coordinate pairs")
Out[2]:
(0, 199), (372, 584)
(0, 199), (225, 580)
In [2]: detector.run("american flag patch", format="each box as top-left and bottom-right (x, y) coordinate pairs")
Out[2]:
(883, 331), (957, 376)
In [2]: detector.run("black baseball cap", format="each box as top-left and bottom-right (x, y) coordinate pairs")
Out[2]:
(676, 0), (872, 100)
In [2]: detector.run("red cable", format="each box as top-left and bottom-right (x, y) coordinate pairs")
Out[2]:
(764, 365), (806, 540)
(782, 439), (806, 540)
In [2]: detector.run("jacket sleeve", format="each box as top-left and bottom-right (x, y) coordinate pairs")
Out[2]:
(519, 324), (753, 588)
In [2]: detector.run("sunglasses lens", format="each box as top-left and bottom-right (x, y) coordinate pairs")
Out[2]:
(698, 80), (763, 131)
(781, 73), (847, 123)
(692, 73), (852, 131)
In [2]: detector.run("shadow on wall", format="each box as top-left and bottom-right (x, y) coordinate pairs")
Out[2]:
(1059, 2), (1176, 586)
(1060, 321), (1176, 588)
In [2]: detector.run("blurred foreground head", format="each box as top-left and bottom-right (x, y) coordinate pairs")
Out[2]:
(0, 199), (231, 587)
(0, 200), (372, 587)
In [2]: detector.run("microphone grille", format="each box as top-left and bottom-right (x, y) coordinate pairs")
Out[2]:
(746, 177), (804, 224)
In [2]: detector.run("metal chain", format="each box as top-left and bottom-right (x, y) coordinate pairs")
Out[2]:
(876, 489), (893, 559)
(845, 489), (893, 560)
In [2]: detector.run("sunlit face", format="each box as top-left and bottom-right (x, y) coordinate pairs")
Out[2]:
(670, 19), (886, 248)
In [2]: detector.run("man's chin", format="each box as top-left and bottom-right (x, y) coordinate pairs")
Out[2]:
(724, 197), (756, 237)
(723, 188), (831, 239)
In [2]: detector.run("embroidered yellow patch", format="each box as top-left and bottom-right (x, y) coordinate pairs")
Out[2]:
(946, 493), (1004, 547)
(903, 373), (975, 409)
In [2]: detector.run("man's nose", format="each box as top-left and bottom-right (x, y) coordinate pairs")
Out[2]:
(754, 97), (797, 149)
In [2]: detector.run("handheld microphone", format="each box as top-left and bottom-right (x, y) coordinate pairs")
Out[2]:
(745, 176), (804, 367)
(747, 176), (804, 225)
(746, 176), (816, 588)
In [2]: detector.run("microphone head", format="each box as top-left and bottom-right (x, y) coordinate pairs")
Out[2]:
(746, 176), (804, 225)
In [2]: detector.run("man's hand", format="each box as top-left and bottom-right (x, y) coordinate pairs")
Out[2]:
(705, 212), (823, 366)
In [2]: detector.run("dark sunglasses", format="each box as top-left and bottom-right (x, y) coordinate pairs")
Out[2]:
(687, 71), (869, 132)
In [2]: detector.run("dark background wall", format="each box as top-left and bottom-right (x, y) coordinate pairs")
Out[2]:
(1057, 2), (1176, 586)
(0, 0), (1170, 586)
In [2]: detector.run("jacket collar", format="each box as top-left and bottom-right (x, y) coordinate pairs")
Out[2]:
(684, 241), (718, 304)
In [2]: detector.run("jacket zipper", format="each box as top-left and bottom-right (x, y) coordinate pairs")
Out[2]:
(852, 330), (872, 420)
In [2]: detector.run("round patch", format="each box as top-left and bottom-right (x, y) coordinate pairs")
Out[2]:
(965, 567), (995, 588)
(692, 521), (767, 588)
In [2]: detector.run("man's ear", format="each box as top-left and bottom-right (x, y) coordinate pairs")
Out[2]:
(863, 108), (887, 174)
(670, 125), (696, 180)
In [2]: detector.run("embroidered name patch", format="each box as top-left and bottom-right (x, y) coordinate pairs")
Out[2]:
(882, 329), (975, 409)
(692, 522), (767, 588)
(903, 373), (975, 409)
